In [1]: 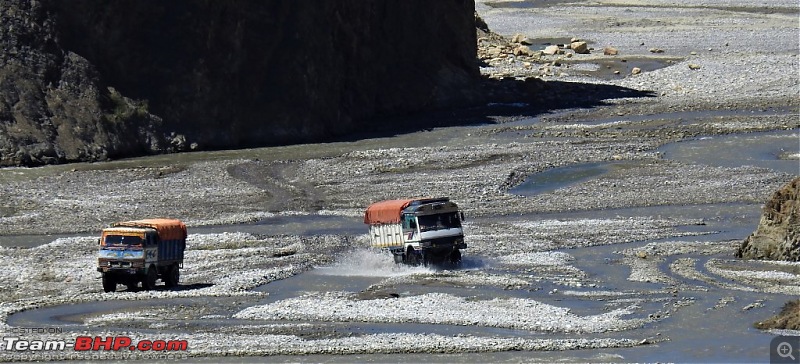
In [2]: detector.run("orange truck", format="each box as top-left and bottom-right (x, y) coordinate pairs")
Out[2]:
(364, 197), (466, 266)
(97, 218), (187, 292)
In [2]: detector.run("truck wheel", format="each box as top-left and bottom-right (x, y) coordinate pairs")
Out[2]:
(449, 249), (462, 265)
(142, 266), (158, 290)
(102, 275), (116, 293)
(421, 252), (431, 267)
(165, 265), (180, 288)
(404, 247), (420, 266)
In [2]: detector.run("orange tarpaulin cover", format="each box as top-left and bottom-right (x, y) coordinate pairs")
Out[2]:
(111, 218), (187, 241)
(363, 199), (415, 224)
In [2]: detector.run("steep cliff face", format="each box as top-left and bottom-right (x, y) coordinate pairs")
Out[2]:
(0, 0), (479, 166)
(737, 177), (800, 261)
(0, 0), (165, 166)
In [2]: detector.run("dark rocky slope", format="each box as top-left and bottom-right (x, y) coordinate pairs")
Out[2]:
(0, 0), (479, 166)
(737, 177), (800, 261)
(755, 299), (800, 331)
(0, 0), (164, 166)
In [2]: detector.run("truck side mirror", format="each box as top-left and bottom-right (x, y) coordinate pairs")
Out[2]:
(460, 212), (466, 221)
(97, 238), (101, 245)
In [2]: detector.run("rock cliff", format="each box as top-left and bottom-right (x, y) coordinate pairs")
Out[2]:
(0, 0), (479, 166)
(737, 177), (800, 261)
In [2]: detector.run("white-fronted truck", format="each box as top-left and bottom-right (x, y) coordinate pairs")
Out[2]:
(364, 197), (466, 266)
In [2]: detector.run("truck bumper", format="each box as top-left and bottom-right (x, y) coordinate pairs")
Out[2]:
(98, 267), (144, 276)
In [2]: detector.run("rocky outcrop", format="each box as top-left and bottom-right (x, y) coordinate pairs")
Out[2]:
(0, 0), (480, 166)
(755, 299), (800, 330)
(736, 177), (800, 261)
(0, 1), (166, 166)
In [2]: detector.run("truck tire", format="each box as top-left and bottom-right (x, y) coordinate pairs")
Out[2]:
(142, 266), (158, 290)
(421, 252), (431, 267)
(102, 275), (116, 293)
(449, 249), (462, 265)
(404, 247), (421, 266)
(165, 264), (180, 288)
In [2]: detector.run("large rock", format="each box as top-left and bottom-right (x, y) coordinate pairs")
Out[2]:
(736, 177), (800, 261)
(570, 41), (589, 54)
(0, 0), (481, 166)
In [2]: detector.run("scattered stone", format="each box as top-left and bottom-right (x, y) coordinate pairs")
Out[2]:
(604, 47), (619, 55)
(742, 301), (764, 311)
(631, 67), (642, 75)
(543, 45), (561, 55)
(649, 48), (664, 53)
(513, 46), (538, 57)
(571, 41), (590, 54)
(688, 64), (701, 70)
(511, 33), (532, 45)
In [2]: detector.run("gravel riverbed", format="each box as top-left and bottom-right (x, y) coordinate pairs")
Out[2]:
(0, 0), (798, 362)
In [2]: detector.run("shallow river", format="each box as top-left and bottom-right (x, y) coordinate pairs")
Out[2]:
(5, 118), (800, 362)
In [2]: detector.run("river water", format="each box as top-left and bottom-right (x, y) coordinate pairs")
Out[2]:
(5, 119), (799, 362)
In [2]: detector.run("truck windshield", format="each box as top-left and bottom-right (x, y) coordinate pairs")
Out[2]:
(104, 235), (143, 247)
(417, 212), (461, 232)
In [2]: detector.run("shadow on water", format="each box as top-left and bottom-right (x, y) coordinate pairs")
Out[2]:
(118, 283), (214, 293)
(327, 78), (657, 142)
(485, 0), (580, 9)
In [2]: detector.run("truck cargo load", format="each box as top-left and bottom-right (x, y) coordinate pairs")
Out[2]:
(364, 199), (415, 224)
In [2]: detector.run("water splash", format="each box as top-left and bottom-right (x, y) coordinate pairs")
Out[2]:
(316, 249), (433, 277)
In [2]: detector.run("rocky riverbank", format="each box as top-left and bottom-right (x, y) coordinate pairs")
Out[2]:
(737, 177), (800, 261)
